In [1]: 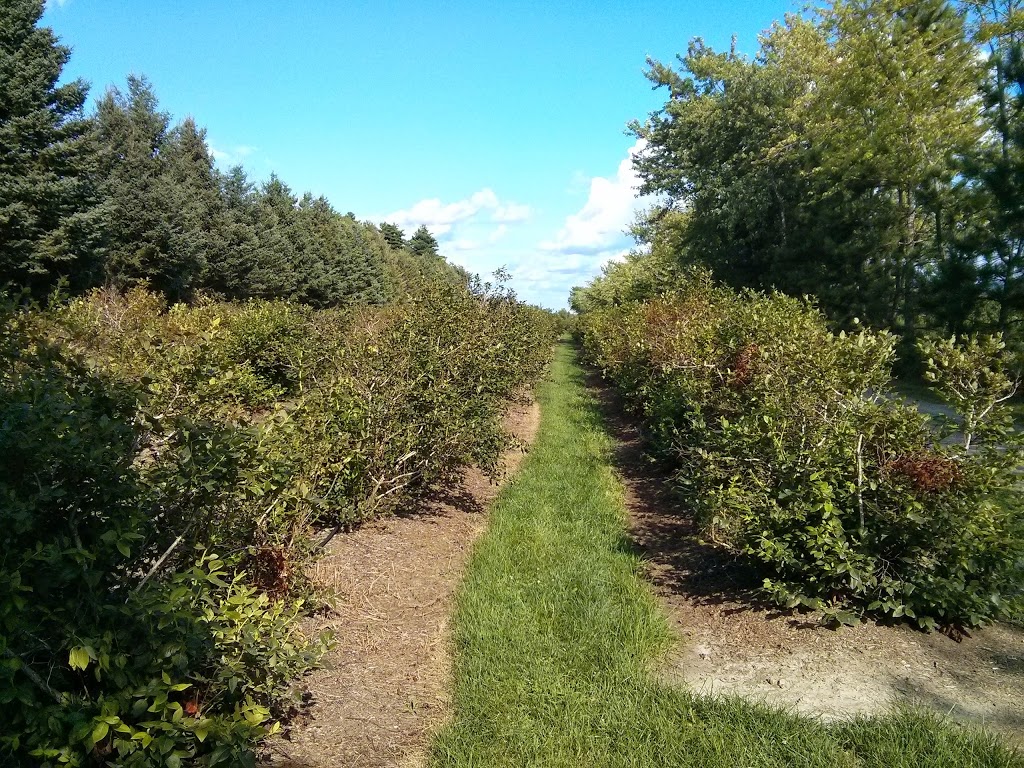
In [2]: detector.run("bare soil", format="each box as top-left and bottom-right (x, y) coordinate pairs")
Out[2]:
(264, 397), (541, 768)
(589, 373), (1024, 746)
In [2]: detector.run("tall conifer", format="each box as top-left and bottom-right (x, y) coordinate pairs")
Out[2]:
(0, 0), (103, 296)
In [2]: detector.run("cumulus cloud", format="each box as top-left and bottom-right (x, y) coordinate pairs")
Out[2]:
(385, 188), (530, 237)
(504, 140), (654, 308)
(493, 202), (531, 223)
(376, 144), (649, 309)
(209, 143), (258, 166)
(510, 248), (632, 309)
(445, 238), (482, 253)
(540, 139), (650, 255)
(514, 248), (630, 285)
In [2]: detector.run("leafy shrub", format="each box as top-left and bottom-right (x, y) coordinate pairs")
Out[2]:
(2, 276), (556, 763)
(4, 554), (326, 768)
(0, 304), (327, 766)
(265, 276), (558, 530)
(577, 272), (1024, 627)
(222, 300), (313, 396)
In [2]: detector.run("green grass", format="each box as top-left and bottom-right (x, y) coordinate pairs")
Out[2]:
(430, 341), (1022, 768)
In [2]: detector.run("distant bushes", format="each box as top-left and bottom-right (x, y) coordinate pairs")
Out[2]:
(577, 269), (1024, 628)
(0, 281), (556, 766)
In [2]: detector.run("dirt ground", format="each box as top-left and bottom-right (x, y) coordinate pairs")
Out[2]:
(593, 379), (1024, 746)
(264, 397), (541, 768)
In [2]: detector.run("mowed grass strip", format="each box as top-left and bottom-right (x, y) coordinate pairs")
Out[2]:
(430, 341), (1022, 768)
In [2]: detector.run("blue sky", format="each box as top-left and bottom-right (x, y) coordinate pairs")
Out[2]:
(42, 0), (796, 308)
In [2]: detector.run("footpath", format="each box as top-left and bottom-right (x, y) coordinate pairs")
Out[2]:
(428, 341), (1021, 768)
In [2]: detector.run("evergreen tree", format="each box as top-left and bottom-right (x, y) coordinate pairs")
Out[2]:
(249, 174), (301, 299)
(0, 0), (104, 297)
(203, 164), (261, 299)
(630, 32), (829, 304)
(162, 117), (230, 296)
(95, 76), (190, 299)
(96, 78), (233, 303)
(296, 198), (388, 306)
(291, 192), (339, 306)
(958, 0), (1024, 340)
(379, 222), (407, 250)
(408, 225), (440, 258)
(633, 0), (981, 347)
(335, 213), (387, 305)
(802, 0), (980, 344)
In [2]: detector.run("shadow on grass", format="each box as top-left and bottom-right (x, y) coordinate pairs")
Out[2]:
(566, 341), (782, 618)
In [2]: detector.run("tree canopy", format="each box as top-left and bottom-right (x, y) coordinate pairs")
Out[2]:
(629, 0), (1024, 363)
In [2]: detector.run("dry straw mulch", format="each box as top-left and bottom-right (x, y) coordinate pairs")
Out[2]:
(265, 398), (541, 768)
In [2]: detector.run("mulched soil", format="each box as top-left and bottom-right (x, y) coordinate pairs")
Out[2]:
(264, 397), (541, 768)
(586, 369), (1024, 746)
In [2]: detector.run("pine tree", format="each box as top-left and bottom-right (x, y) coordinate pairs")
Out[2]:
(804, 0), (981, 343)
(408, 225), (440, 258)
(334, 212), (387, 305)
(632, 0), (981, 345)
(249, 174), (300, 299)
(0, 0), (104, 297)
(96, 79), (232, 303)
(203, 165), (261, 299)
(958, 0), (1024, 339)
(161, 117), (229, 296)
(95, 76), (188, 298)
(379, 222), (407, 250)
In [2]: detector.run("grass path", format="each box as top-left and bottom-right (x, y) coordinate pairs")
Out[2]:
(429, 341), (1022, 768)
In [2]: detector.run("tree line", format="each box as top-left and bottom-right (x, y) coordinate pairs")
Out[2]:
(1, 0), (455, 309)
(627, 0), (1024, 368)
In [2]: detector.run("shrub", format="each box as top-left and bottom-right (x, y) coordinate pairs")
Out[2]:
(2, 278), (557, 763)
(4, 554), (327, 768)
(0, 303), (328, 766)
(577, 273), (1024, 627)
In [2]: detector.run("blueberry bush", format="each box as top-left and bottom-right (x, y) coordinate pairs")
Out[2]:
(1, 275), (556, 766)
(576, 266), (1023, 628)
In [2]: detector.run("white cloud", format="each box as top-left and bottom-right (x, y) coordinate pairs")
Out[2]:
(500, 140), (654, 308)
(540, 139), (650, 255)
(209, 142), (259, 167)
(445, 238), (482, 253)
(510, 248), (633, 309)
(385, 188), (530, 237)
(513, 248), (630, 285)
(493, 202), (531, 223)
(373, 143), (650, 309)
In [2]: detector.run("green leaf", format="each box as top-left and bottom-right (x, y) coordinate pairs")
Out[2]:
(69, 647), (91, 671)
(133, 732), (153, 748)
(91, 721), (109, 744)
